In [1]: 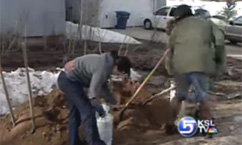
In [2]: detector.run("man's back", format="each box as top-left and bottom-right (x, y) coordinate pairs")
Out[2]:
(66, 53), (114, 87)
(74, 54), (102, 81)
(169, 16), (216, 75)
(171, 17), (212, 48)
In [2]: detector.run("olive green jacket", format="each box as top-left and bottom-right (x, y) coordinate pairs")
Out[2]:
(167, 16), (226, 76)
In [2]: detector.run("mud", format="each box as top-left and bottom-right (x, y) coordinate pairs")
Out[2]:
(1, 79), (241, 145)
(0, 85), (174, 145)
(1, 41), (242, 145)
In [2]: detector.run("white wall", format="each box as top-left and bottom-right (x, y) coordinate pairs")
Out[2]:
(99, 0), (166, 28)
(66, 0), (101, 26)
(0, 0), (65, 37)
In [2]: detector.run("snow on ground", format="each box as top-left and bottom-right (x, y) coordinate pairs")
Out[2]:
(66, 21), (141, 44)
(0, 68), (141, 116)
(167, 0), (242, 17)
(0, 68), (60, 116)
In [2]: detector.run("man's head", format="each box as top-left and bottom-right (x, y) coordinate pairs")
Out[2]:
(115, 56), (131, 76)
(110, 51), (132, 77)
(174, 5), (193, 21)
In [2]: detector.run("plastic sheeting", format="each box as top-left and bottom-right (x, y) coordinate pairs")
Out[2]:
(66, 21), (141, 44)
(97, 104), (113, 145)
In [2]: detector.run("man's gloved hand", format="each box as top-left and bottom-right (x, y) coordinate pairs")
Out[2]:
(90, 98), (106, 118)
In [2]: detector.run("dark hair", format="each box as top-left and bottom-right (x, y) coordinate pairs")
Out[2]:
(115, 56), (131, 76)
(110, 50), (118, 60)
(174, 5), (193, 21)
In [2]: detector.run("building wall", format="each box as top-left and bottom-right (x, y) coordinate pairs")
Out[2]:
(156, 0), (167, 9)
(99, 0), (166, 28)
(0, 0), (65, 37)
(66, 0), (166, 28)
(66, 0), (101, 26)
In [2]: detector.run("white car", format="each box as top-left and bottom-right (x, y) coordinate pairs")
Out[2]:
(210, 15), (242, 44)
(143, 5), (211, 30)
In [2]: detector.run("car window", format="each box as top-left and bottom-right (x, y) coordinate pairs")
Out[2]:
(169, 8), (177, 16)
(234, 17), (242, 25)
(155, 7), (170, 16)
(212, 15), (227, 21)
(194, 9), (211, 18)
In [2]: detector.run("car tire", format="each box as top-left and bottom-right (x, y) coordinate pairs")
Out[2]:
(144, 20), (153, 30)
(229, 40), (238, 44)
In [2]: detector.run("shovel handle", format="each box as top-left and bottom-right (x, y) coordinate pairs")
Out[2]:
(124, 49), (170, 108)
(119, 49), (170, 122)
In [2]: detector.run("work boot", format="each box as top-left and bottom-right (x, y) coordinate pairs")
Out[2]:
(205, 133), (213, 139)
(199, 101), (217, 139)
(200, 100), (212, 120)
(164, 123), (178, 135)
(193, 103), (201, 120)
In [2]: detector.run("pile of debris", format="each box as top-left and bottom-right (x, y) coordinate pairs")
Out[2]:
(0, 80), (175, 145)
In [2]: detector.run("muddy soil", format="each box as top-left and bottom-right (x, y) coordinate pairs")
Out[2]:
(0, 41), (242, 145)
(2, 40), (241, 80)
(1, 41), (168, 76)
(0, 81), (241, 145)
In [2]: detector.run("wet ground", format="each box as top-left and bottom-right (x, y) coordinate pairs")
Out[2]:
(0, 40), (241, 145)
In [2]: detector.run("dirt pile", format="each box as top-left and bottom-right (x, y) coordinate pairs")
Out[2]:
(1, 41), (241, 145)
(0, 82), (174, 145)
(0, 90), (69, 145)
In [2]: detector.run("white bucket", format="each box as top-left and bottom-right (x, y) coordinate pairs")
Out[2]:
(97, 104), (113, 145)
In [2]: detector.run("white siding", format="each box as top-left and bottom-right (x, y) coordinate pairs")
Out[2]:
(0, 0), (65, 37)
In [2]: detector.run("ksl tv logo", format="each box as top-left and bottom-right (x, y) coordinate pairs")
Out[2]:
(178, 116), (218, 137)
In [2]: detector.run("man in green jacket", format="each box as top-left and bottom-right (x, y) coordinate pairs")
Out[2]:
(166, 5), (226, 132)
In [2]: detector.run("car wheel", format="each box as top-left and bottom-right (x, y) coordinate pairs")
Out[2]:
(144, 20), (153, 30)
(229, 40), (238, 44)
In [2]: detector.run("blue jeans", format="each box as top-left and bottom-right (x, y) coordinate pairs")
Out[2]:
(175, 72), (209, 103)
(57, 72), (106, 145)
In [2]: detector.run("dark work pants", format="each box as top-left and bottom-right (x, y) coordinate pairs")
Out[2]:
(57, 72), (106, 145)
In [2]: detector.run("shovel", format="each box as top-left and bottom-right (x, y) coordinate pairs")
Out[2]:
(118, 49), (170, 122)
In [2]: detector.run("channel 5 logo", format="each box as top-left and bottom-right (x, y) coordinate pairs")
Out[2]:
(178, 116), (218, 137)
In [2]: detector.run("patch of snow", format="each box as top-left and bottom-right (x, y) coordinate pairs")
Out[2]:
(112, 68), (142, 82)
(66, 21), (141, 44)
(0, 68), (60, 115)
(0, 67), (141, 116)
(130, 68), (142, 82)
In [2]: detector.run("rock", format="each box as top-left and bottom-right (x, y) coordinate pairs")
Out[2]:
(227, 68), (233, 76)
(21, 135), (25, 140)
(229, 126), (235, 131)
(42, 132), (47, 137)
(117, 117), (134, 130)
(227, 92), (242, 100)
(234, 116), (242, 123)
(6, 127), (11, 132)
(56, 125), (61, 132)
